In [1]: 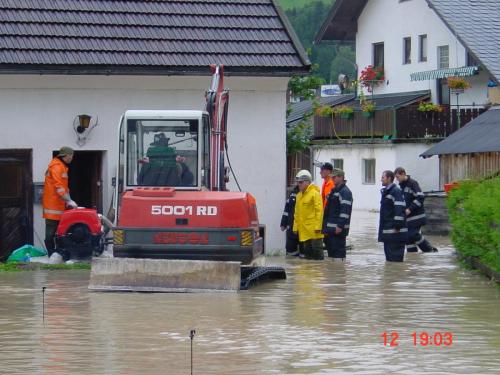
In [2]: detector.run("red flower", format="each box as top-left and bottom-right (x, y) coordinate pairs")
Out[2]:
(359, 65), (385, 92)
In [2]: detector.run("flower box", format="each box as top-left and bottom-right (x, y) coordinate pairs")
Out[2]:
(362, 111), (374, 118)
(340, 112), (353, 119)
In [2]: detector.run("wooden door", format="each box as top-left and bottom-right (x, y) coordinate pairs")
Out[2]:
(0, 150), (33, 261)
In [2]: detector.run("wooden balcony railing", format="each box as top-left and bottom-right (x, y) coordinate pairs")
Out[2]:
(313, 106), (485, 140)
(395, 105), (485, 139)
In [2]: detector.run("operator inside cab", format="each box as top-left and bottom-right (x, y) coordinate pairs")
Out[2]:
(137, 133), (194, 186)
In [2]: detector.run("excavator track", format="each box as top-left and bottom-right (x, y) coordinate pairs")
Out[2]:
(240, 266), (286, 290)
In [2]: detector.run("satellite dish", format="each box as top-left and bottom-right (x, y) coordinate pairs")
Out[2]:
(338, 74), (350, 91)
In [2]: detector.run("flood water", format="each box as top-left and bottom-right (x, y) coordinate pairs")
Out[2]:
(1, 210), (499, 375)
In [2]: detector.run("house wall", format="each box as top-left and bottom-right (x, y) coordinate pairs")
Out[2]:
(0, 74), (289, 254)
(312, 142), (439, 210)
(439, 152), (500, 187)
(356, 0), (489, 107)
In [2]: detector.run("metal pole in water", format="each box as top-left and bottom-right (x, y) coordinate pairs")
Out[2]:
(42, 286), (46, 326)
(190, 329), (196, 375)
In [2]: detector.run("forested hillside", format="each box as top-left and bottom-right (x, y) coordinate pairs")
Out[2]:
(278, 0), (356, 83)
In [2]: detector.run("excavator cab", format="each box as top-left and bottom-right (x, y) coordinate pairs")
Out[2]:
(118, 111), (208, 193)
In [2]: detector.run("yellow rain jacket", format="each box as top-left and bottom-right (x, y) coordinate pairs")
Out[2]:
(293, 183), (324, 242)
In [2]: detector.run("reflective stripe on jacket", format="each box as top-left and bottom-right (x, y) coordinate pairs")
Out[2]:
(42, 157), (69, 220)
(293, 183), (323, 242)
(323, 182), (353, 236)
(378, 183), (408, 243)
(280, 186), (299, 229)
(398, 176), (426, 228)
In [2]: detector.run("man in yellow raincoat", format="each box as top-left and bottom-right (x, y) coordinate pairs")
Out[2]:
(292, 170), (324, 260)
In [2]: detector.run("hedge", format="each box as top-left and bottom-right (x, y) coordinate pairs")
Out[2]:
(447, 177), (500, 274)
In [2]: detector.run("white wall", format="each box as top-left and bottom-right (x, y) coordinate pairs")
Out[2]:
(0, 74), (289, 253)
(312, 142), (439, 210)
(356, 0), (489, 106)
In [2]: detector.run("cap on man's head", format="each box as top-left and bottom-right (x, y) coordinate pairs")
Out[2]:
(332, 168), (345, 177)
(296, 169), (312, 182)
(320, 162), (333, 171)
(58, 146), (74, 157)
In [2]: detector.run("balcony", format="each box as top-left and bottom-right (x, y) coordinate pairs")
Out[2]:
(313, 105), (485, 140)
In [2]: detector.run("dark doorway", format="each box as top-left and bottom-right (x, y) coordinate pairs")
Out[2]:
(52, 150), (103, 213)
(0, 149), (33, 261)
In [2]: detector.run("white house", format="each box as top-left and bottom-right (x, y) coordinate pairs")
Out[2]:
(310, 0), (497, 209)
(0, 0), (310, 259)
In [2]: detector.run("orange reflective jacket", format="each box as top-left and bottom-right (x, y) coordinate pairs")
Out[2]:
(42, 157), (70, 220)
(321, 178), (335, 208)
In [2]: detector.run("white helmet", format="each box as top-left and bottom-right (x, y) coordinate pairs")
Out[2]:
(295, 169), (312, 182)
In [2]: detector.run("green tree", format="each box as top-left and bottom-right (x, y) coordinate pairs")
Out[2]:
(286, 65), (324, 155)
(285, 1), (337, 81)
(329, 45), (357, 85)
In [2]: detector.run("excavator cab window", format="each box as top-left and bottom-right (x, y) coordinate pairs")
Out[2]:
(125, 118), (199, 188)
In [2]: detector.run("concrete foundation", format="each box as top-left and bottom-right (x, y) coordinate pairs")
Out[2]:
(89, 258), (241, 292)
(423, 192), (451, 236)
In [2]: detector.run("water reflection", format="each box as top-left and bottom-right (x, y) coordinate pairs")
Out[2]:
(1, 210), (499, 374)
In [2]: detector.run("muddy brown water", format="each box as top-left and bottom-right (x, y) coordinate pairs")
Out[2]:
(1, 211), (499, 374)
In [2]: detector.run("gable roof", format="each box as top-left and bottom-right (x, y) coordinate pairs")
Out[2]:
(0, 0), (310, 76)
(421, 106), (500, 156)
(315, 0), (499, 83)
(426, 0), (500, 83)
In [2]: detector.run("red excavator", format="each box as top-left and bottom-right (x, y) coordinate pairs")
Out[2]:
(88, 65), (285, 292)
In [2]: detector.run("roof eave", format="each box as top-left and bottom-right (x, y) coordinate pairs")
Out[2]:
(314, 0), (367, 44)
(0, 64), (310, 77)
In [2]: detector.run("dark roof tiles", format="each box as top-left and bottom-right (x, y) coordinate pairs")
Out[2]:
(0, 0), (310, 75)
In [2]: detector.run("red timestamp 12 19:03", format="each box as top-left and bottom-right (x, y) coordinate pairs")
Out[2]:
(381, 331), (453, 347)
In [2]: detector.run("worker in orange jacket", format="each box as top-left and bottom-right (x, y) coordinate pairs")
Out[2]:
(320, 162), (335, 207)
(42, 146), (77, 255)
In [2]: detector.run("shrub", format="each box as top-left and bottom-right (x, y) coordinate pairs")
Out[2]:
(315, 105), (335, 117)
(334, 105), (354, 115)
(361, 100), (376, 113)
(447, 76), (471, 90)
(447, 178), (500, 273)
(417, 102), (443, 112)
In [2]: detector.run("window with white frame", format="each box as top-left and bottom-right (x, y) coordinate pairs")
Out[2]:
(362, 159), (376, 184)
(403, 37), (411, 64)
(331, 158), (344, 170)
(419, 34), (427, 62)
(437, 45), (449, 69)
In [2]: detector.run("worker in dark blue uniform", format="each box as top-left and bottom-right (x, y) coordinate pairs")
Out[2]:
(322, 168), (353, 261)
(394, 167), (438, 253)
(280, 185), (301, 256)
(379, 170), (408, 262)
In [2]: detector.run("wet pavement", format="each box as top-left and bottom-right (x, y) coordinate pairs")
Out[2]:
(1, 210), (499, 374)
